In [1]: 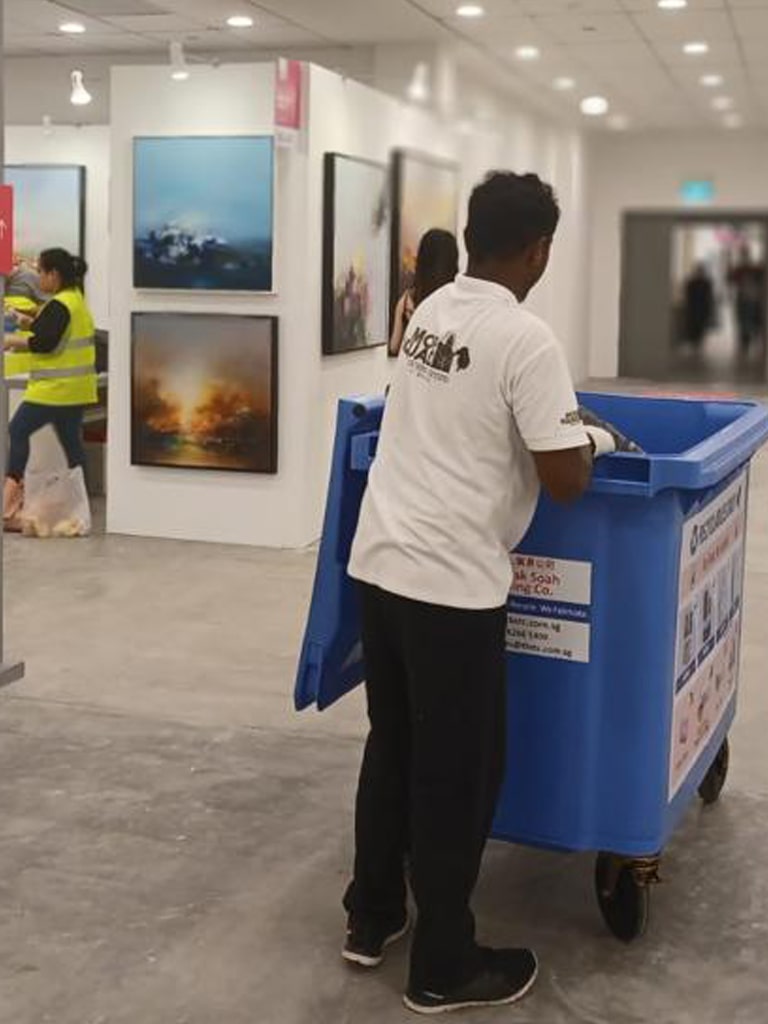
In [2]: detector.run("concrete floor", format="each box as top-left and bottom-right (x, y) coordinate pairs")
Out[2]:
(2, 441), (768, 1022)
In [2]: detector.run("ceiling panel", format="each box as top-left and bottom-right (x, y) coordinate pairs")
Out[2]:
(5, 0), (123, 32)
(61, 0), (163, 12)
(533, 12), (640, 44)
(630, 10), (734, 41)
(102, 14), (205, 31)
(621, 0), (726, 10)
(2, 0), (766, 129)
(518, 0), (624, 11)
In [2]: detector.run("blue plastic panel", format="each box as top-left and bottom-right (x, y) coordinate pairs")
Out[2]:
(294, 392), (768, 854)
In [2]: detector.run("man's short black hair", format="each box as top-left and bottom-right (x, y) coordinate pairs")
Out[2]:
(464, 172), (560, 262)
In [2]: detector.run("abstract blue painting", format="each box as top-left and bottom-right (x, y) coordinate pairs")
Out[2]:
(133, 136), (274, 292)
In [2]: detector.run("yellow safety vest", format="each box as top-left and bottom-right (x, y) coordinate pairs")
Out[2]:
(26, 287), (97, 407)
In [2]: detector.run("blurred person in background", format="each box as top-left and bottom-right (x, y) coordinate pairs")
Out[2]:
(684, 262), (716, 349)
(4, 253), (47, 324)
(389, 229), (459, 357)
(729, 245), (766, 353)
(3, 248), (96, 529)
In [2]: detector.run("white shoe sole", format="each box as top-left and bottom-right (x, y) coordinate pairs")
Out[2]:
(403, 956), (538, 1015)
(342, 919), (411, 968)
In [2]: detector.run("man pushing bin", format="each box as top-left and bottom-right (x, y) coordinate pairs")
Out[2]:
(341, 172), (617, 1014)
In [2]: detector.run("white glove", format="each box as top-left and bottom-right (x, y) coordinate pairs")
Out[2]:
(585, 425), (616, 459)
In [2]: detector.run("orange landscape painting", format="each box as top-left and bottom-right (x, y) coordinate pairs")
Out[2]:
(131, 313), (278, 473)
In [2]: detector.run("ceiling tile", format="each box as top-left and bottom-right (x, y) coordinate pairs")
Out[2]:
(629, 10), (734, 42)
(533, 12), (640, 44)
(103, 13), (205, 31)
(518, 0), (623, 11)
(62, 0), (163, 12)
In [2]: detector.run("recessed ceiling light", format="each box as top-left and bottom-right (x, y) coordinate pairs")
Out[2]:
(700, 74), (723, 88)
(60, 22), (86, 34)
(581, 95), (609, 116)
(712, 96), (734, 111)
(515, 46), (540, 61)
(456, 4), (485, 16)
(553, 77), (576, 91)
(226, 14), (254, 27)
(724, 113), (743, 129)
(684, 42), (709, 55)
(608, 114), (629, 131)
(658, 0), (687, 9)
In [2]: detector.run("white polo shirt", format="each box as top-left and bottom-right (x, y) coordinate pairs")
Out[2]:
(348, 274), (588, 610)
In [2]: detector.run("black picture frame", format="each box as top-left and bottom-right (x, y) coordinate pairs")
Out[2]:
(130, 312), (279, 475)
(322, 152), (390, 355)
(132, 135), (275, 293)
(389, 149), (460, 326)
(4, 163), (86, 260)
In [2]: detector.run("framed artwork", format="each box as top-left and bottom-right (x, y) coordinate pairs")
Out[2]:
(4, 164), (85, 262)
(133, 136), (274, 292)
(131, 313), (278, 474)
(322, 153), (389, 355)
(390, 149), (460, 304)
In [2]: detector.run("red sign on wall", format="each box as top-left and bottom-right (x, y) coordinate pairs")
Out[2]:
(275, 58), (303, 132)
(0, 185), (13, 276)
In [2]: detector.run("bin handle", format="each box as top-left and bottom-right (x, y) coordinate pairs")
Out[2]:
(350, 432), (379, 472)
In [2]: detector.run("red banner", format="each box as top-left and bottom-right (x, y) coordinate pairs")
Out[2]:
(275, 59), (303, 131)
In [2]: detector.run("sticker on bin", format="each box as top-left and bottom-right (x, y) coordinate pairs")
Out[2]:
(506, 555), (592, 664)
(669, 467), (748, 800)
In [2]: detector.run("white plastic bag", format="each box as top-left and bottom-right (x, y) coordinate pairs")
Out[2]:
(21, 467), (91, 539)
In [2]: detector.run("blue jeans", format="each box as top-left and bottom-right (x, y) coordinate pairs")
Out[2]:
(8, 402), (86, 481)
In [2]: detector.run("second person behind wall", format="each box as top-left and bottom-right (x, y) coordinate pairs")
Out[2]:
(389, 229), (459, 358)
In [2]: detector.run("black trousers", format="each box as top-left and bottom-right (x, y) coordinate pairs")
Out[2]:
(8, 402), (86, 482)
(345, 582), (507, 992)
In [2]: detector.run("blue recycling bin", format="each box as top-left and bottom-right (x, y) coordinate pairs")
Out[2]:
(295, 391), (768, 940)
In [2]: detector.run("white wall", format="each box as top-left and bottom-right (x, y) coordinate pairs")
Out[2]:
(302, 66), (591, 542)
(588, 132), (768, 378)
(4, 125), (110, 327)
(107, 63), (313, 547)
(107, 61), (591, 548)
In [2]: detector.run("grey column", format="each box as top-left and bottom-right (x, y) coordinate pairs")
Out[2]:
(0, 0), (26, 689)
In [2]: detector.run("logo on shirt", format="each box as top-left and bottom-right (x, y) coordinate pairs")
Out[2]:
(402, 327), (471, 384)
(560, 409), (582, 427)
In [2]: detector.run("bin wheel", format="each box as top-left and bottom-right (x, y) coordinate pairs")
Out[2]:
(595, 853), (654, 943)
(698, 737), (730, 806)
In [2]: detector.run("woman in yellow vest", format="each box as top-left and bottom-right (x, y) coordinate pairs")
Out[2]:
(3, 248), (97, 527)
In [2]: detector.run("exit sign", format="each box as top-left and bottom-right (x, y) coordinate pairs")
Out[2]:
(680, 179), (715, 205)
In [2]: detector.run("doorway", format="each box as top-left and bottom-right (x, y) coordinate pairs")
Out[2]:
(619, 212), (768, 385)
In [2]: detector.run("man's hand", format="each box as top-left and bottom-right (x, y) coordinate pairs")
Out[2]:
(584, 425), (617, 460)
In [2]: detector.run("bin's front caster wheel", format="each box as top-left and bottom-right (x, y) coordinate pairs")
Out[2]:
(595, 853), (659, 943)
(698, 737), (730, 806)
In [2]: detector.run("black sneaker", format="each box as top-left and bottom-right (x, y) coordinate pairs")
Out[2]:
(404, 947), (538, 1015)
(342, 911), (410, 968)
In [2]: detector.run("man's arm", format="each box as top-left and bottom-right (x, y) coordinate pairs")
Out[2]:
(532, 424), (615, 504)
(505, 328), (615, 504)
(532, 447), (592, 504)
